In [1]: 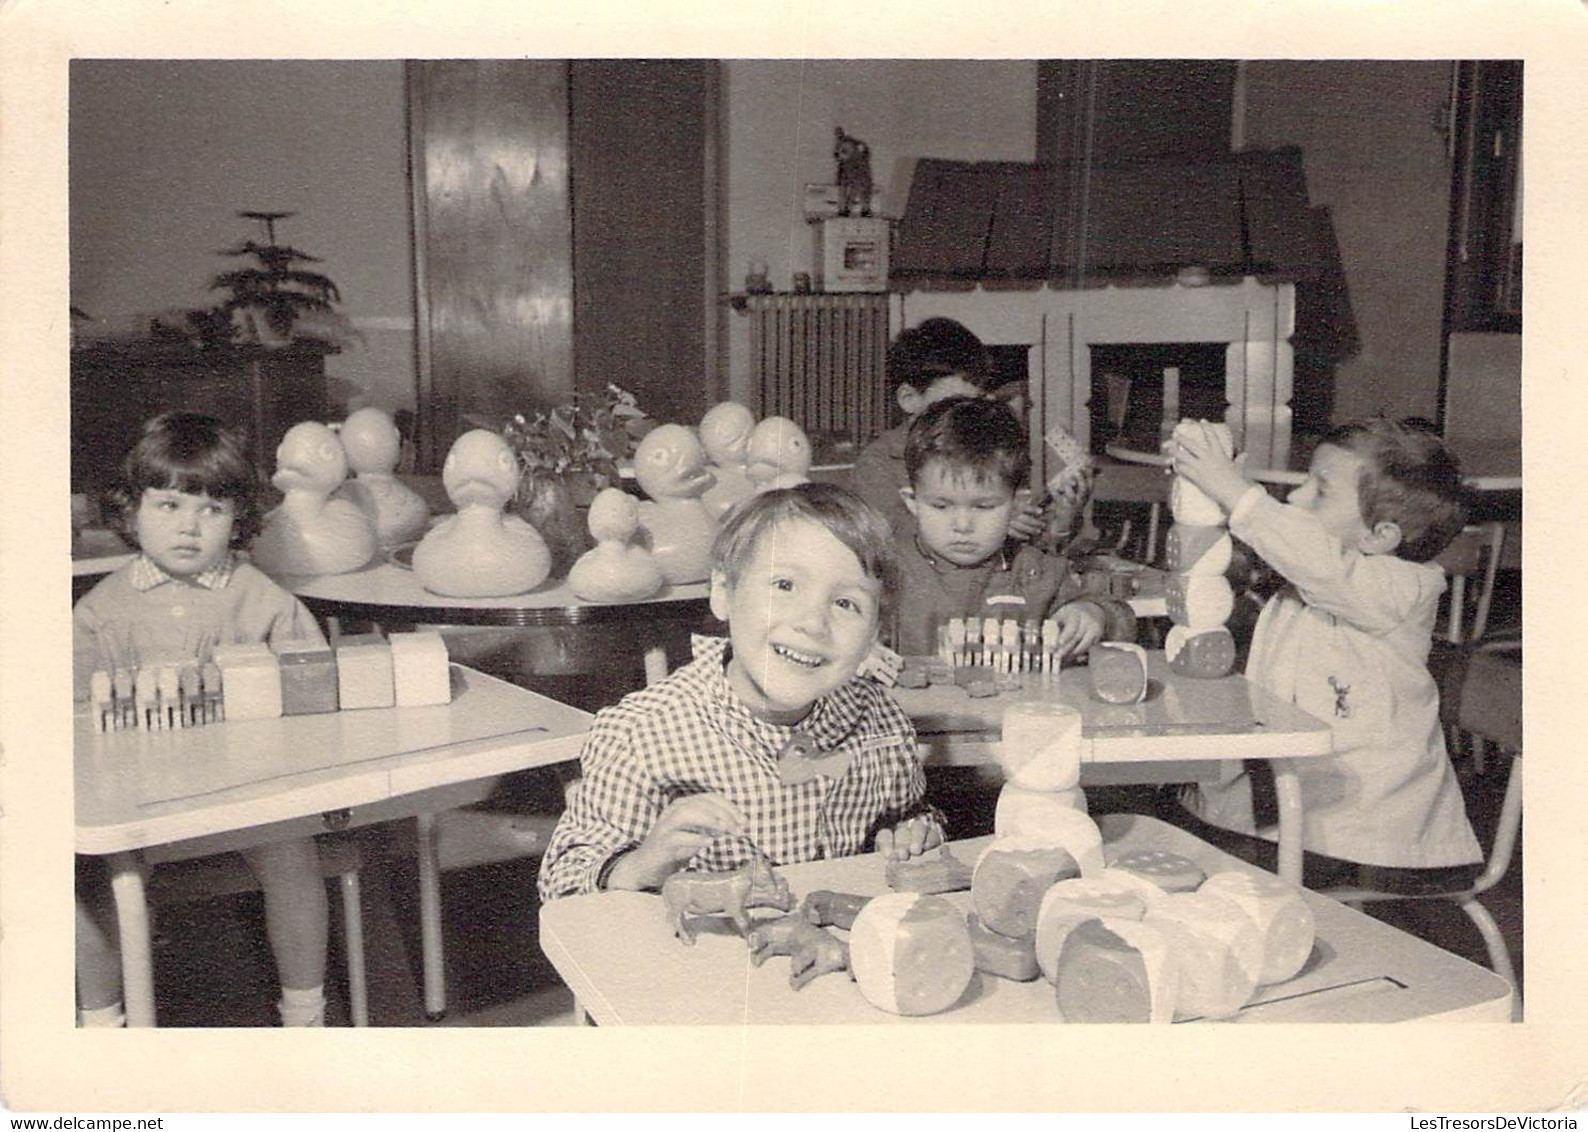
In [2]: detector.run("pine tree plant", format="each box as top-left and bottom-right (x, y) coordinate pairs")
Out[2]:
(209, 210), (347, 348)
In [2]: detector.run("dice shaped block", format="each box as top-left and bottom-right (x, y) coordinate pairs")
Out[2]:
(972, 835), (1093, 940)
(1053, 916), (1180, 1024)
(1163, 523), (1234, 576)
(1145, 891), (1265, 1020)
(967, 913), (1041, 982)
(1034, 874), (1155, 985)
(849, 893), (975, 1016)
(1164, 574), (1235, 629)
(994, 783), (1088, 839)
(335, 633), (395, 710)
(1089, 642), (1149, 704)
(1106, 848), (1207, 894)
(390, 631), (451, 706)
(274, 639), (339, 715)
(996, 701), (1083, 791)
(1197, 871), (1316, 985)
(1164, 625), (1237, 679)
(1169, 475), (1227, 526)
(212, 644), (282, 721)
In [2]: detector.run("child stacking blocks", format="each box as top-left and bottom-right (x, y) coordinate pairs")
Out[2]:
(335, 633), (396, 710)
(1163, 419), (1238, 679)
(275, 639), (340, 715)
(212, 644), (284, 721)
(389, 631), (452, 706)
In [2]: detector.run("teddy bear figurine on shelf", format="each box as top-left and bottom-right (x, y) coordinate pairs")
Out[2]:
(250, 420), (379, 577)
(834, 126), (873, 217)
(336, 406), (430, 549)
(411, 429), (551, 598)
(566, 487), (665, 603)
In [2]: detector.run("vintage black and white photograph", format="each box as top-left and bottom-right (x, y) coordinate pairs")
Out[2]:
(3, 0), (1583, 1116)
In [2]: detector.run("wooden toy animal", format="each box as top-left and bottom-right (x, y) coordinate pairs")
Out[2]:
(833, 127), (873, 217)
(412, 430), (551, 597)
(634, 424), (718, 584)
(661, 857), (793, 945)
(336, 406), (430, 548)
(251, 421), (378, 577)
(747, 914), (852, 990)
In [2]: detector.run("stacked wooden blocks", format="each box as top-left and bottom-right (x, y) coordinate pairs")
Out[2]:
(1163, 419), (1238, 679)
(88, 631), (451, 733)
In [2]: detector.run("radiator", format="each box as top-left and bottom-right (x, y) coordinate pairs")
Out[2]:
(744, 293), (891, 448)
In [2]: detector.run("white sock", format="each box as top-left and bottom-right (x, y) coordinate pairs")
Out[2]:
(79, 1002), (126, 1028)
(278, 985), (326, 1027)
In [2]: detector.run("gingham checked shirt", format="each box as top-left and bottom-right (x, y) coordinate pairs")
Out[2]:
(537, 635), (941, 900)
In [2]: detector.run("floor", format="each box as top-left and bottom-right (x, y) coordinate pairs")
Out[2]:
(134, 572), (1525, 1028)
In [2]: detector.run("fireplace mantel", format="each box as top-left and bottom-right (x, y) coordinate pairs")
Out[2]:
(891, 277), (1295, 483)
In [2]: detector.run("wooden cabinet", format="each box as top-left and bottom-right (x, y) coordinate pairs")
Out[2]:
(70, 341), (329, 491)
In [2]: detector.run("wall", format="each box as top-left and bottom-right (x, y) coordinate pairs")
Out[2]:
(1244, 61), (1455, 424)
(721, 60), (1038, 405)
(69, 60), (416, 415)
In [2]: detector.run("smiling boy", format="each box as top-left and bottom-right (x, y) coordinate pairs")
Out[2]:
(538, 483), (944, 900)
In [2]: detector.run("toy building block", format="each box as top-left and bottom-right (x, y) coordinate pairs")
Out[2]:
(334, 632), (395, 710)
(1107, 848), (1206, 894)
(894, 663), (930, 690)
(201, 662), (224, 723)
(1089, 642), (1149, 704)
(1164, 574), (1235, 629)
(157, 666), (182, 729)
(885, 844), (974, 894)
(858, 641), (903, 688)
(1163, 523), (1234, 576)
(1052, 916), (1180, 1023)
(1198, 870), (1316, 985)
(1034, 875), (1155, 985)
(112, 668), (135, 731)
(981, 617), (999, 667)
(799, 890), (872, 930)
(275, 640), (339, 715)
(1164, 624), (1237, 679)
(213, 644), (283, 721)
(1023, 618), (1042, 673)
(967, 913), (1041, 981)
(389, 631), (452, 706)
(994, 783), (1088, 838)
(849, 893), (975, 1016)
(999, 619), (1021, 674)
(1041, 618), (1060, 676)
(135, 666), (160, 731)
(1144, 890), (1265, 1020)
(971, 837), (1086, 940)
(89, 670), (113, 734)
(179, 664), (203, 726)
(997, 701), (1084, 792)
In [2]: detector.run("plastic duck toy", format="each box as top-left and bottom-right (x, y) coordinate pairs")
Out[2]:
(250, 421), (378, 576)
(633, 423), (717, 585)
(567, 487), (666, 603)
(336, 407), (430, 549)
(746, 416), (812, 492)
(698, 401), (757, 520)
(412, 430), (551, 597)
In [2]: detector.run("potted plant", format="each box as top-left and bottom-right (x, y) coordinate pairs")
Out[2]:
(486, 384), (652, 576)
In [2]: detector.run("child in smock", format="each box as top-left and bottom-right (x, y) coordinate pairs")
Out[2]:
(74, 412), (333, 1025)
(1168, 417), (1481, 889)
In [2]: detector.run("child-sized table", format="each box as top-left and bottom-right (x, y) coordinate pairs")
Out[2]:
(889, 651), (1333, 886)
(539, 816), (1513, 1026)
(75, 664), (592, 1026)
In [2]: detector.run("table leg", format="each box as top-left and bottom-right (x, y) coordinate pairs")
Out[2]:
(643, 643), (669, 687)
(1273, 763), (1304, 886)
(415, 812), (447, 1020)
(107, 851), (156, 1027)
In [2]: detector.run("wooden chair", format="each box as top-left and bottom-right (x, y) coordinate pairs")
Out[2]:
(142, 834), (369, 1026)
(1320, 646), (1521, 1018)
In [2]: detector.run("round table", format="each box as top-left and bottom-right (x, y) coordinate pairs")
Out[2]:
(282, 561), (713, 686)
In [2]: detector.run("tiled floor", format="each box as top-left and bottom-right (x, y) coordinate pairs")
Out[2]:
(130, 572), (1525, 1028)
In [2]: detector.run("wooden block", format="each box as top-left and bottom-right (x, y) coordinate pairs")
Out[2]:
(994, 783), (1088, 838)
(1163, 523), (1233, 576)
(967, 913), (1041, 982)
(1107, 848), (1206, 894)
(1089, 642), (1149, 704)
(274, 639), (340, 715)
(1145, 891), (1265, 1019)
(335, 633), (395, 710)
(849, 893), (975, 1016)
(799, 890), (872, 931)
(389, 631), (451, 706)
(212, 644), (282, 721)
(1198, 870), (1316, 985)
(1164, 574), (1234, 629)
(997, 701), (1083, 791)
(972, 836), (1085, 940)
(886, 845), (974, 894)
(1034, 875), (1155, 985)
(1053, 916), (1180, 1024)
(1164, 625), (1236, 678)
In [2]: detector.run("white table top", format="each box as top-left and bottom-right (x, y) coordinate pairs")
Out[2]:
(891, 651), (1333, 765)
(75, 664), (592, 854)
(539, 814), (1512, 1025)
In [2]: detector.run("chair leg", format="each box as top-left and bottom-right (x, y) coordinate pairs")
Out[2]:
(339, 871), (369, 1027)
(1460, 896), (1519, 1016)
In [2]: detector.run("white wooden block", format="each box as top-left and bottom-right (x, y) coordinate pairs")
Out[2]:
(335, 634), (395, 710)
(997, 702), (1084, 792)
(390, 631), (451, 706)
(212, 643), (283, 721)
